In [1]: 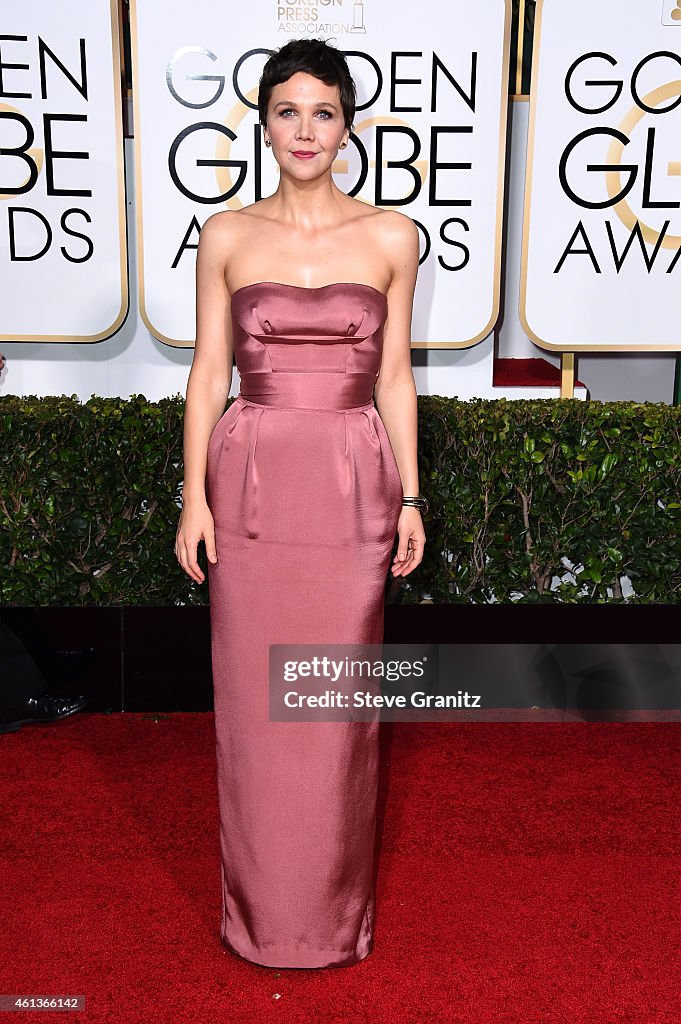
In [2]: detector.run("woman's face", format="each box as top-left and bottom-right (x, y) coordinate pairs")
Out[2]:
(265, 72), (349, 173)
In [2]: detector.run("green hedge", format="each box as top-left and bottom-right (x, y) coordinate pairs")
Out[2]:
(1, 394), (679, 605)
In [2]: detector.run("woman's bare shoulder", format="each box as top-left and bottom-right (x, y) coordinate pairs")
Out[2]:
(198, 207), (263, 267)
(373, 207), (418, 243)
(200, 207), (259, 239)
(346, 200), (416, 241)
(354, 206), (419, 279)
(209, 197), (277, 231)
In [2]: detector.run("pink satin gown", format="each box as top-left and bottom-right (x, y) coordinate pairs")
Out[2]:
(205, 281), (402, 968)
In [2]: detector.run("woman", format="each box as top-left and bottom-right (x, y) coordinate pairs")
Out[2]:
(176, 38), (426, 968)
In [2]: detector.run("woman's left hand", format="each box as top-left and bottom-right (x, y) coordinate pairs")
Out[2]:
(391, 505), (426, 576)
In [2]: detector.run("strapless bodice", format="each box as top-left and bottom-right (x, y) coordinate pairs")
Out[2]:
(230, 281), (388, 411)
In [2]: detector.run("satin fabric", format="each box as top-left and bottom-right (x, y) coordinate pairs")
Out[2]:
(205, 282), (402, 968)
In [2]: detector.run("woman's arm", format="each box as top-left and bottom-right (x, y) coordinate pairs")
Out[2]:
(373, 212), (424, 577)
(374, 211), (420, 497)
(182, 213), (234, 504)
(175, 213), (234, 583)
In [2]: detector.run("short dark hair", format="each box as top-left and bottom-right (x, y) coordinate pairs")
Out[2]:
(258, 39), (356, 131)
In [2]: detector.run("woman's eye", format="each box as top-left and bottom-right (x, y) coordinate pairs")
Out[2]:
(279, 109), (332, 118)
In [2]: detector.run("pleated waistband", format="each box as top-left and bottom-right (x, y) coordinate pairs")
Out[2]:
(238, 371), (377, 410)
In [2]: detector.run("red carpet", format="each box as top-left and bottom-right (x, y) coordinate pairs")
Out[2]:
(0, 714), (679, 1024)
(492, 357), (586, 389)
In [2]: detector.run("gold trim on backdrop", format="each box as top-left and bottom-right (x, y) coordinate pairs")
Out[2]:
(130, 1), (204, 348)
(406, 0), (514, 349)
(0, 0), (129, 344)
(131, 1), (514, 350)
(518, 0), (681, 353)
(560, 352), (575, 398)
(132, 1), (198, 347)
(129, 0), (192, 348)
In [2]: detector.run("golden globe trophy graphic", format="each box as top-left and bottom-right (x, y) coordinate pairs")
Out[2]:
(350, 0), (367, 33)
(605, 75), (681, 258)
(662, 0), (681, 23)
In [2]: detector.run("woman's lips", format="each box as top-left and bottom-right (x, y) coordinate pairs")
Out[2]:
(291, 151), (317, 159)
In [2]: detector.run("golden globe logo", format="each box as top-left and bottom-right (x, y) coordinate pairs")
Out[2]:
(166, 46), (481, 272)
(547, 53), (681, 271)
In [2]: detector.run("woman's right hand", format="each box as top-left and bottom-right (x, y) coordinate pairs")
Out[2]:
(175, 498), (218, 584)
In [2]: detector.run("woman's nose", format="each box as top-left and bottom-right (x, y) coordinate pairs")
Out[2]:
(296, 117), (314, 139)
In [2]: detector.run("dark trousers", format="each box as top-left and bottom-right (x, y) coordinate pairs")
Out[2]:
(0, 610), (48, 710)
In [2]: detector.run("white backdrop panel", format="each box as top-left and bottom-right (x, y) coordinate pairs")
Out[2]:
(0, 0), (127, 342)
(521, 0), (681, 351)
(131, 0), (510, 348)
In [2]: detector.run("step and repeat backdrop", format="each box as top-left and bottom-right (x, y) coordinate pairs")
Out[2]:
(131, 0), (509, 348)
(0, 0), (679, 359)
(521, 0), (681, 352)
(0, 0), (127, 343)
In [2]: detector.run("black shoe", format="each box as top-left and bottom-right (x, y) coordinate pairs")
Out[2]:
(0, 692), (92, 735)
